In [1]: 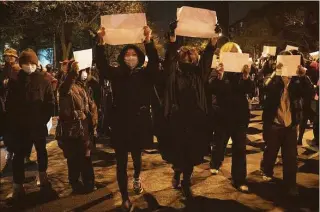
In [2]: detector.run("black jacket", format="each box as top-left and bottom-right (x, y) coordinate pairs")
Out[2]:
(96, 41), (159, 151)
(208, 72), (254, 128)
(262, 75), (314, 127)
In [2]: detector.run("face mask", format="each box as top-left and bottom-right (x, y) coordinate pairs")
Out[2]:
(22, 64), (37, 74)
(124, 56), (138, 69)
(81, 71), (88, 81)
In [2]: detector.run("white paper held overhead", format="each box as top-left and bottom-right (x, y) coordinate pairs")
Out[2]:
(310, 51), (319, 60)
(262, 46), (277, 56)
(101, 13), (147, 45)
(176, 6), (218, 38)
(73, 49), (92, 70)
(218, 52), (250, 72)
(276, 55), (301, 76)
(285, 45), (299, 51)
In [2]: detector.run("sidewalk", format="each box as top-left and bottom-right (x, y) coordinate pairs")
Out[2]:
(0, 111), (318, 212)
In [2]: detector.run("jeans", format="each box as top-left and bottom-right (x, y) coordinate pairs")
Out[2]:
(210, 126), (247, 185)
(115, 148), (142, 201)
(261, 124), (297, 188)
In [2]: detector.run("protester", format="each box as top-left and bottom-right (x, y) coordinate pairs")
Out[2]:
(96, 25), (159, 211)
(260, 50), (314, 196)
(57, 60), (97, 194)
(208, 42), (254, 193)
(6, 49), (54, 200)
(0, 48), (20, 164)
(158, 21), (217, 199)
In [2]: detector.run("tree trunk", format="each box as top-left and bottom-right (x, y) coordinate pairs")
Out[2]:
(60, 23), (73, 60)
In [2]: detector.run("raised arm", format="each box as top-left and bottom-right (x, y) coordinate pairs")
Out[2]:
(143, 26), (159, 75)
(199, 37), (218, 83)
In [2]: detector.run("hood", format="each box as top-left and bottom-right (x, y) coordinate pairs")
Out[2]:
(118, 44), (145, 69)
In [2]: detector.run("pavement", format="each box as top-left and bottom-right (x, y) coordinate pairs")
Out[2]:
(0, 110), (319, 212)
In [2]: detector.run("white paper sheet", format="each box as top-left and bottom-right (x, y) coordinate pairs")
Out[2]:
(176, 6), (218, 38)
(211, 55), (219, 68)
(101, 13), (146, 45)
(262, 46), (277, 56)
(73, 49), (92, 70)
(285, 45), (299, 51)
(310, 51), (319, 60)
(218, 52), (250, 72)
(47, 117), (52, 133)
(276, 55), (301, 76)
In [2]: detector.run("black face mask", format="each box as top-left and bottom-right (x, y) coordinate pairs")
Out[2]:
(178, 62), (197, 73)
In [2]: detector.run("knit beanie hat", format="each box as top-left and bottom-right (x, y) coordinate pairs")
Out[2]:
(3, 48), (18, 58)
(19, 48), (38, 66)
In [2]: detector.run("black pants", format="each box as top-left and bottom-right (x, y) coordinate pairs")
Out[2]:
(115, 148), (142, 201)
(12, 138), (48, 184)
(67, 154), (95, 187)
(298, 109), (315, 144)
(172, 165), (193, 185)
(261, 124), (297, 188)
(210, 126), (247, 185)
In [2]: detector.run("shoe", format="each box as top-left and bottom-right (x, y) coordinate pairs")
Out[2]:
(5, 152), (13, 162)
(210, 168), (219, 175)
(133, 177), (144, 195)
(121, 200), (134, 212)
(261, 172), (273, 182)
(181, 180), (193, 199)
(7, 183), (26, 200)
(36, 172), (50, 187)
(83, 182), (97, 194)
(172, 171), (181, 189)
(237, 184), (249, 193)
(287, 186), (299, 197)
(71, 181), (84, 194)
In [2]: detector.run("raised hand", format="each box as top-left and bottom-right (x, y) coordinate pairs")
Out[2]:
(242, 64), (250, 80)
(143, 26), (152, 43)
(216, 63), (224, 80)
(296, 65), (306, 76)
(97, 27), (106, 45)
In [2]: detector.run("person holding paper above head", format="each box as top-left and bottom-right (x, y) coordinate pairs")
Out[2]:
(158, 20), (218, 199)
(260, 50), (314, 197)
(96, 25), (159, 211)
(208, 42), (254, 193)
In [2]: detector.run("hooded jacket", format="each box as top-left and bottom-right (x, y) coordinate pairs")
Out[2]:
(96, 40), (159, 150)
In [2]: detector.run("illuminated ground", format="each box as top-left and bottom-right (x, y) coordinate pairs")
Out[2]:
(0, 110), (318, 212)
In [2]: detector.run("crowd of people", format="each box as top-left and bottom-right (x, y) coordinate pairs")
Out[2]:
(0, 22), (318, 211)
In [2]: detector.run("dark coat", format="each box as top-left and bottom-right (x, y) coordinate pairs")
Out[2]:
(58, 69), (98, 158)
(262, 75), (314, 127)
(96, 41), (159, 151)
(158, 41), (215, 167)
(208, 72), (254, 129)
(5, 70), (54, 151)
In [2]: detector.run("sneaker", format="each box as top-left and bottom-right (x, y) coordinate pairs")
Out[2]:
(133, 178), (144, 195)
(172, 171), (181, 189)
(36, 172), (50, 187)
(121, 200), (134, 212)
(7, 183), (26, 200)
(237, 184), (249, 193)
(181, 180), (193, 199)
(261, 172), (273, 182)
(71, 181), (84, 194)
(5, 152), (13, 162)
(210, 168), (219, 175)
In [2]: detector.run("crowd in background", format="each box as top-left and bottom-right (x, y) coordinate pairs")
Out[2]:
(0, 22), (319, 212)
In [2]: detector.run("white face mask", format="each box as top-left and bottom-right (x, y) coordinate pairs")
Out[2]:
(22, 64), (37, 74)
(81, 71), (88, 81)
(124, 56), (138, 69)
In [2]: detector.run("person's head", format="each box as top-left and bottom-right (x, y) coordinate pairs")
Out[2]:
(220, 42), (242, 54)
(46, 64), (53, 73)
(178, 46), (199, 65)
(60, 60), (69, 73)
(19, 48), (39, 74)
(3, 48), (18, 64)
(118, 45), (145, 70)
(79, 69), (88, 81)
(289, 49), (305, 67)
